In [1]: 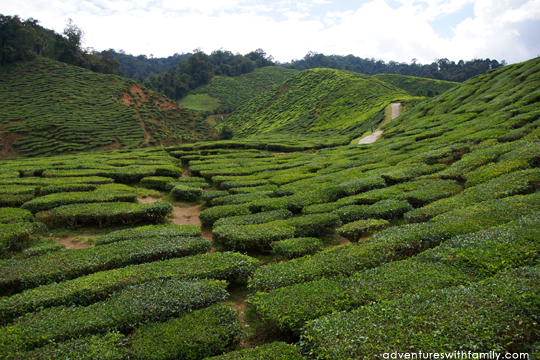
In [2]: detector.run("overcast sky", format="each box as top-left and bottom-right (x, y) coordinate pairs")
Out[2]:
(4, 0), (540, 64)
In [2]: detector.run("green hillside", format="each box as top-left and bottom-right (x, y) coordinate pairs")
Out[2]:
(220, 68), (414, 138)
(0, 58), (216, 159)
(0, 58), (539, 358)
(179, 66), (299, 113)
(374, 73), (460, 96)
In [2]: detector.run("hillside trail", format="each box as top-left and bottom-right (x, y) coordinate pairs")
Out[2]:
(357, 102), (400, 144)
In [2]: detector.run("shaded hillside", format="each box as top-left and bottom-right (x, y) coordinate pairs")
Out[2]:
(0, 58), (216, 159)
(220, 68), (413, 138)
(374, 74), (459, 97)
(180, 66), (299, 113)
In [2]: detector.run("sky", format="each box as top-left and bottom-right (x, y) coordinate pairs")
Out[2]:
(3, 0), (540, 65)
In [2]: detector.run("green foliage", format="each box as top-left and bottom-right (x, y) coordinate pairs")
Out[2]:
(272, 237), (324, 259)
(0, 236), (211, 292)
(0, 222), (38, 254)
(22, 243), (65, 257)
(249, 192), (540, 292)
(374, 74), (459, 96)
(199, 204), (251, 228)
(140, 176), (175, 191)
(299, 265), (540, 357)
(221, 68), (412, 137)
(206, 341), (304, 359)
(0, 207), (33, 223)
(213, 220), (296, 252)
(0, 252), (259, 324)
(0, 58), (214, 158)
(131, 305), (242, 360)
(20, 183), (138, 213)
(93, 223), (202, 245)
(213, 209), (292, 228)
(333, 199), (412, 223)
(36, 200), (173, 228)
(337, 219), (390, 241)
(187, 66), (299, 112)
(170, 184), (203, 201)
(0, 279), (228, 357)
(252, 214), (540, 333)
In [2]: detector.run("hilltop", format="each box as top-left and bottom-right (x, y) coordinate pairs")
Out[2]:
(374, 73), (459, 96)
(219, 68), (415, 138)
(0, 58), (216, 159)
(179, 66), (299, 113)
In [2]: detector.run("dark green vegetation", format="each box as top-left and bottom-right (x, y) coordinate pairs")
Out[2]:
(0, 54), (539, 359)
(182, 66), (299, 113)
(0, 58), (216, 158)
(286, 52), (506, 82)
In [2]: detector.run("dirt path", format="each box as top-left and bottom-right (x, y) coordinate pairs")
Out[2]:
(51, 236), (93, 249)
(357, 130), (383, 144)
(138, 197), (212, 241)
(357, 102), (400, 144)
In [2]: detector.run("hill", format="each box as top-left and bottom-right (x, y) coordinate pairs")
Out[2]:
(220, 68), (415, 138)
(0, 58), (539, 358)
(179, 66), (299, 113)
(0, 58), (216, 159)
(374, 73), (459, 96)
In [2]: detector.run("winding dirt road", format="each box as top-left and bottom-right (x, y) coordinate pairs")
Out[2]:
(357, 102), (400, 144)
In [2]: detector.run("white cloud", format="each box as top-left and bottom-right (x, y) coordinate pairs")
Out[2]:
(3, 0), (540, 64)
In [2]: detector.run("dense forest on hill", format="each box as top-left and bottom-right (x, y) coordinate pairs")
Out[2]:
(283, 52), (506, 82)
(0, 15), (121, 75)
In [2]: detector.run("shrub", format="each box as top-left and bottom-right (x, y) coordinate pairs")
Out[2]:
(299, 266), (540, 358)
(0, 279), (228, 357)
(38, 183), (97, 196)
(0, 236), (211, 293)
(140, 176), (175, 191)
(206, 341), (304, 359)
(285, 213), (342, 237)
(22, 243), (65, 257)
(333, 199), (412, 223)
(131, 305), (242, 360)
(213, 220), (296, 251)
(0, 208), (33, 224)
(337, 219), (390, 241)
(0, 223), (37, 254)
(250, 214), (540, 333)
(170, 184), (203, 201)
(249, 192), (540, 292)
(210, 191), (271, 206)
(272, 237), (324, 259)
(202, 190), (230, 202)
(199, 204), (251, 228)
(37, 200), (173, 228)
(0, 252), (259, 323)
(213, 209), (292, 228)
(21, 184), (138, 213)
(94, 223), (202, 245)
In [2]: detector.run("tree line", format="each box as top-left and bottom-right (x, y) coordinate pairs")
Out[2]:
(123, 48), (276, 100)
(0, 14), (121, 74)
(282, 52), (506, 82)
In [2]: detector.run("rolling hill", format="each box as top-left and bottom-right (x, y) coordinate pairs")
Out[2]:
(374, 73), (459, 96)
(179, 66), (299, 113)
(219, 68), (416, 138)
(0, 58), (216, 159)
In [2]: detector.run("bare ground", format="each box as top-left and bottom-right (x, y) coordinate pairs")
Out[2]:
(357, 102), (400, 145)
(51, 236), (93, 249)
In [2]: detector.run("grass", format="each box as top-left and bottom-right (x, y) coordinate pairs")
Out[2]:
(178, 94), (222, 112)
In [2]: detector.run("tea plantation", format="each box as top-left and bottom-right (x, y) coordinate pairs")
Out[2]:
(0, 58), (216, 159)
(0, 56), (539, 359)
